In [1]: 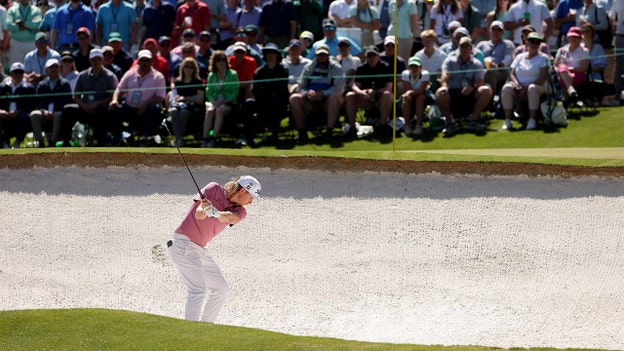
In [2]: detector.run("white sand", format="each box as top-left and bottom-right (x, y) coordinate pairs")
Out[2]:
(1, 166), (623, 349)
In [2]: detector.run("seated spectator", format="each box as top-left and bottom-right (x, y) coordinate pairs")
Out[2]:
(299, 30), (314, 57)
(445, 27), (486, 65)
(244, 24), (264, 57)
(63, 48), (119, 146)
(437, 20), (461, 51)
(109, 50), (167, 146)
(283, 39), (312, 95)
(173, 42), (209, 80)
(29, 59), (73, 147)
(345, 45), (393, 137)
(307, 18), (362, 59)
(0, 62), (35, 149)
(196, 31), (214, 68)
(248, 43), (289, 145)
(101, 46), (123, 80)
(475, 20), (515, 94)
(513, 25), (552, 58)
(59, 51), (79, 92)
(158, 36), (183, 82)
(336, 38), (361, 91)
(23, 32), (61, 85)
(131, 38), (169, 80)
(436, 37), (492, 136)
(414, 29), (447, 92)
(401, 56), (430, 136)
(289, 43), (346, 143)
(228, 41), (257, 103)
(72, 27), (97, 72)
(581, 22), (607, 81)
(109, 32), (134, 73)
(201, 50), (240, 147)
(168, 57), (204, 147)
(554, 26), (590, 100)
(500, 32), (550, 130)
(379, 36), (406, 93)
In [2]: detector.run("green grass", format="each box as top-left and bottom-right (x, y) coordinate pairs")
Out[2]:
(0, 309), (610, 351)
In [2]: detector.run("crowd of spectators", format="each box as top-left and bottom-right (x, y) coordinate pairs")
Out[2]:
(0, 0), (622, 148)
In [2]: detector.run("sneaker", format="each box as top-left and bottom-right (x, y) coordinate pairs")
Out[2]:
(344, 125), (357, 139)
(443, 123), (457, 136)
(608, 99), (621, 107)
(294, 130), (309, 144)
(11, 141), (20, 149)
(175, 139), (184, 148)
(200, 138), (215, 148)
(413, 124), (424, 136)
(403, 125), (412, 136)
(526, 118), (537, 130)
(567, 86), (578, 100)
(466, 120), (486, 131)
(501, 119), (512, 130)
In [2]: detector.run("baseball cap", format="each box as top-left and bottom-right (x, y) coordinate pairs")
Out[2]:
(45, 58), (59, 69)
(454, 27), (470, 38)
(300, 30), (314, 41)
(198, 30), (211, 38)
(288, 39), (302, 48)
(143, 38), (158, 47)
(89, 48), (103, 59)
(183, 28), (196, 37)
(35, 32), (48, 41)
(459, 36), (472, 46)
(102, 45), (114, 53)
(245, 24), (258, 34)
(238, 175), (261, 201)
(77, 27), (90, 36)
(233, 41), (247, 52)
(408, 56), (421, 67)
(527, 32), (543, 41)
(108, 32), (122, 42)
(522, 25), (536, 33)
(567, 26), (582, 37)
(490, 20), (504, 30)
(10, 62), (24, 72)
(138, 49), (152, 60)
(315, 43), (330, 55)
(447, 20), (461, 31)
(158, 35), (171, 44)
(384, 35), (396, 46)
(365, 45), (379, 56)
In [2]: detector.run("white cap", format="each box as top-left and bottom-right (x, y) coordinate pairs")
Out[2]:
(238, 175), (261, 201)
(45, 58), (59, 69)
(383, 35), (395, 45)
(490, 20), (504, 30)
(454, 27), (470, 38)
(10, 62), (24, 72)
(138, 49), (152, 60)
(447, 20), (461, 31)
(89, 48), (103, 59)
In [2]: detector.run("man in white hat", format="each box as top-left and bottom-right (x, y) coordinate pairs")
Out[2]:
(0, 62), (36, 148)
(109, 49), (166, 146)
(29, 58), (72, 147)
(167, 175), (261, 323)
(476, 20), (515, 94)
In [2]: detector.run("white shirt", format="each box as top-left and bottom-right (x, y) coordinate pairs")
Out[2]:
(329, 0), (355, 20)
(401, 69), (430, 90)
(506, 0), (552, 45)
(414, 47), (446, 76)
(284, 55), (312, 85)
(511, 51), (550, 86)
(609, 0), (624, 34)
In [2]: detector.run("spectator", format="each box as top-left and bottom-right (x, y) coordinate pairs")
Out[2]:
(158, 36), (183, 82)
(554, 26), (589, 100)
(438, 20), (461, 53)
(39, 0), (59, 35)
(29, 58), (73, 147)
(174, 42), (209, 80)
(132, 38), (170, 80)
(581, 22), (607, 81)
(173, 28), (201, 57)
(169, 57), (204, 147)
(513, 25), (553, 58)
(475, 20), (515, 94)
(59, 51), (79, 92)
(328, 0), (354, 27)
(96, 0), (138, 51)
(376, 0), (391, 38)
(71, 27), (96, 72)
(379, 35), (406, 92)
(248, 42), (289, 144)
(244, 24), (264, 59)
(414, 29), (446, 92)
(0, 3), (9, 71)
(7, 0), (42, 66)
(446, 26), (486, 65)
(23, 32), (61, 85)
(0, 62), (35, 149)
(577, 0), (609, 35)
(336, 37), (361, 90)
(345, 45), (393, 137)
(500, 32), (550, 130)
(487, 0), (513, 41)
(202, 50), (240, 147)
(173, 0), (211, 47)
(299, 30), (314, 57)
(283, 39), (312, 95)
(298, 0), (324, 41)
(195, 31), (214, 68)
(109, 49), (167, 146)
(504, 0), (554, 46)
(133, 0), (146, 51)
(289, 43), (346, 143)
(307, 18), (362, 58)
(219, 0), (241, 49)
(258, 0), (296, 48)
(350, 0), (382, 47)
(436, 37), (492, 136)
(470, 0), (496, 42)
(387, 0), (419, 62)
(140, 0), (176, 45)
(608, 0), (623, 105)
(109, 32), (134, 72)
(202, 0), (226, 46)
(50, 0), (95, 52)
(554, 0), (584, 46)
(228, 41), (257, 101)
(64, 48), (118, 146)
(101, 45), (123, 80)
(237, 0), (262, 29)
(430, 0), (463, 46)
(401, 56), (430, 136)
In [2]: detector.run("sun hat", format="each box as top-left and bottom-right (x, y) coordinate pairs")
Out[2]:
(408, 56), (422, 67)
(238, 175), (261, 201)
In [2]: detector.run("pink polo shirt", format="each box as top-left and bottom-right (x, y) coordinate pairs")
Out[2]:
(175, 182), (247, 247)
(117, 67), (167, 108)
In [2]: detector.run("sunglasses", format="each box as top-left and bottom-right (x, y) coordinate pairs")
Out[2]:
(77, 35), (89, 40)
(214, 57), (226, 62)
(527, 39), (541, 44)
(183, 65), (195, 69)
(491, 27), (503, 32)
(35, 39), (48, 43)
(323, 26), (336, 31)
(200, 39), (211, 42)
(235, 32), (247, 37)
(338, 43), (350, 48)
(460, 44), (472, 49)
(61, 58), (74, 63)
(103, 52), (113, 57)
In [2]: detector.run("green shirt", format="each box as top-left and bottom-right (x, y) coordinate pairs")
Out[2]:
(7, 2), (42, 43)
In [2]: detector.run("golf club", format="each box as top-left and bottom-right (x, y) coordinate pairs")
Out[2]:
(161, 118), (204, 199)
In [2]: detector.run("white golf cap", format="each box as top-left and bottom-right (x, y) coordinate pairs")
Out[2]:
(89, 48), (103, 59)
(45, 58), (59, 69)
(138, 49), (152, 60)
(238, 175), (261, 201)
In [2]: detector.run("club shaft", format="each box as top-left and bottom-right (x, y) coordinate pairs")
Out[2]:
(162, 119), (204, 199)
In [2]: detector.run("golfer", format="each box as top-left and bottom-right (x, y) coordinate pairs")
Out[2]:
(167, 175), (261, 323)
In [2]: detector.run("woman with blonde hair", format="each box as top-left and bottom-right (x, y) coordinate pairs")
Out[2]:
(430, 0), (463, 45)
(169, 57), (204, 147)
(201, 50), (239, 148)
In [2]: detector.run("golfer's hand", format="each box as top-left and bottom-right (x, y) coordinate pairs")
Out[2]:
(195, 199), (213, 219)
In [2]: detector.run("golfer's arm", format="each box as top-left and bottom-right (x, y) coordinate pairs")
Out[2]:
(217, 211), (240, 225)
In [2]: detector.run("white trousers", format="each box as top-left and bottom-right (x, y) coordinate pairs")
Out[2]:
(167, 233), (230, 323)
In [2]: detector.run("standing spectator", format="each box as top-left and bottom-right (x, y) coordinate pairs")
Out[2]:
(577, 0), (609, 35)
(202, 50), (239, 147)
(50, 0), (95, 52)
(40, 0), (64, 36)
(23, 32), (61, 85)
(63, 48), (118, 146)
(159, 35), (183, 82)
(298, 0), (324, 41)
(71, 27), (96, 72)
(608, 0), (624, 105)
(475, 20), (515, 94)
(505, 0), (554, 45)
(350, 0), (382, 47)
(328, 0), (354, 27)
(375, 0), (390, 39)
(173, 0), (211, 47)
(345, 45), (393, 137)
(202, 0), (226, 46)
(109, 32), (134, 72)
(258, 0), (296, 48)
(95, 0), (138, 51)
(101, 45), (123, 80)
(445, 26), (486, 65)
(0, 62), (35, 149)
(244, 24), (263, 56)
(237, 0), (262, 29)
(554, 26), (590, 100)
(133, 0), (146, 51)
(289, 43), (345, 143)
(487, 0), (513, 41)
(169, 57), (204, 147)
(336, 37), (361, 90)
(306, 18), (362, 58)
(7, 0), (43, 66)
(59, 50), (79, 91)
(414, 29), (446, 92)
(29, 58), (73, 147)
(140, 0), (176, 45)
(388, 0), (419, 62)
(430, 0), (463, 45)
(283, 39), (311, 94)
(219, 0), (241, 49)
(437, 20), (460, 52)
(196, 30), (214, 68)
(470, 0), (496, 42)
(400, 56), (430, 136)
(0, 2), (9, 71)
(513, 25), (552, 58)
(109, 49), (167, 146)
(554, 0), (584, 46)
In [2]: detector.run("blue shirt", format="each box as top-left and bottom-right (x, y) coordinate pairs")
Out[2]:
(554, 0), (584, 36)
(306, 36), (362, 59)
(39, 6), (57, 32)
(96, 0), (137, 42)
(142, 2), (176, 40)
(52, 3), (95, 47)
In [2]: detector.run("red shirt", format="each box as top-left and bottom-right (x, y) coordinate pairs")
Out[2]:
(175, 1), (211, 37)
(228, 55), (257, 84)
